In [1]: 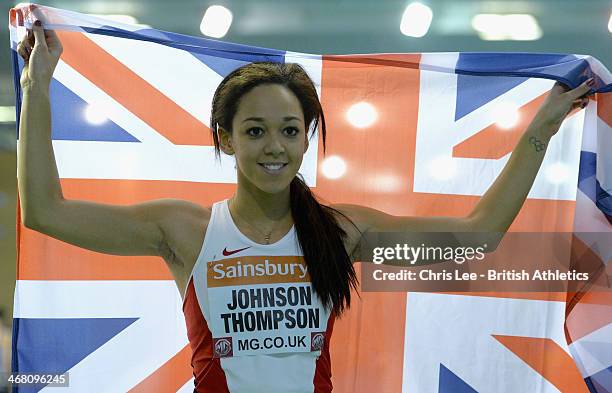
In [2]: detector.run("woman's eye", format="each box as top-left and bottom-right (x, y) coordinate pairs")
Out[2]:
(246, 127), (263, 137)
(284, 127), (299, 136)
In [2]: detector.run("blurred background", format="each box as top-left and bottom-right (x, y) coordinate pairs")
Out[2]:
(0, 0), (610, 373)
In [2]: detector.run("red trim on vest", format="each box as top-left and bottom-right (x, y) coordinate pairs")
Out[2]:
(313, 314), (335, 392)
(183, 279), (230, 393)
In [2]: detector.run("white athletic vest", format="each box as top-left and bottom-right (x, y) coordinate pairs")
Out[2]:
(182, 200), (334, 393)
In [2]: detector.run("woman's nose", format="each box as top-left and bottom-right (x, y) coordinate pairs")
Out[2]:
(263, 134), (285, 155)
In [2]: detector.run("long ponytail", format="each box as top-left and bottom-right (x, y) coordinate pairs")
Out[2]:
(290, 175), (358, 315)
(210, 62), (359, 315)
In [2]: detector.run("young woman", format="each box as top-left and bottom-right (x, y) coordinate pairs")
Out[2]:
(16, 22), (593, 393)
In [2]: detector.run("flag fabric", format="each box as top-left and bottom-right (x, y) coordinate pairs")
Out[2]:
(8, 4), (612, 393)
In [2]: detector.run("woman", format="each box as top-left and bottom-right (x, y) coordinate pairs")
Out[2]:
(16, 22), (593, 393)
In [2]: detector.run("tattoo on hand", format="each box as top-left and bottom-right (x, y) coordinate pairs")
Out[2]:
(528, 136), (545, 152)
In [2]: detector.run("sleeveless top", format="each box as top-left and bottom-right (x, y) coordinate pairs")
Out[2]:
(182, 200), (335, 393)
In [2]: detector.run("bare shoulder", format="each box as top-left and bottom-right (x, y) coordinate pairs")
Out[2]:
(329, 203), (409, 261)
(328, 203), (375, 261)
(330, 203), (388, 233)
(154, 199), (211, 290)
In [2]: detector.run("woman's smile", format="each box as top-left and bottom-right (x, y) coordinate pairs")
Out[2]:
(258, 162), (289, 175)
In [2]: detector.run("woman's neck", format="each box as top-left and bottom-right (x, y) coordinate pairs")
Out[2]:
(231, 178), (292, 224)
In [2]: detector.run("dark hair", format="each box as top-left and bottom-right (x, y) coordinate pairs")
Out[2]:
(210, 62), (358, 315)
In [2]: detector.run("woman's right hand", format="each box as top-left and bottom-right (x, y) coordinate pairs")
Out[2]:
(16, 20), (63, 90)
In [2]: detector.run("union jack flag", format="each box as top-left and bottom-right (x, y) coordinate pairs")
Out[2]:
(9, 4), (612, 392)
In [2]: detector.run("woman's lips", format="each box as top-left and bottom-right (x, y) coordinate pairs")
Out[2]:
(258, 163), (288, 175)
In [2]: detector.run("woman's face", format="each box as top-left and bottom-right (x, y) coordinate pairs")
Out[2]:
(221, 83), (309, 194)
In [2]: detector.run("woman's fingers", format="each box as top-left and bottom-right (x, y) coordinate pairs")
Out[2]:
(569, 96), (590, 111)
(17, 39), (32, 62)
(23, 30), (33, 50)
(568, 79), (594, 110)
(575, 97), (589, 110)
(17, 43), (28, 61)
(565, 78), (595, 101)
(31, 21), (48, 49)
(44, 28), (63, 57)
(581, 97), (589, 108)
(552, 81), (570, 93)
(23, 20), (63, 59)
(17, 29), (33, 61)
(17, 18), (63, 87)
(27, 28), (35, 48)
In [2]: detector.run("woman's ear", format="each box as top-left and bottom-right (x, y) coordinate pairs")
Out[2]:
(218, 127), (234, 155)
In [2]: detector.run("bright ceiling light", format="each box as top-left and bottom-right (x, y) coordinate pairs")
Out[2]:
(84, 104), (108, 125)
(346, 102), (378, 128)
(472, 14), (542, 41)
(200, 5), (233, 38)
(608, 12), (612, 33)
(0, 106), (16, 123)
(400, 2), (433, 38)
(506, 15), (542, 40)
(321, 156), (347, 180)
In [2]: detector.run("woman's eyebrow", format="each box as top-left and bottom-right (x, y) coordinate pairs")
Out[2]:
(242, 116), (302, 123)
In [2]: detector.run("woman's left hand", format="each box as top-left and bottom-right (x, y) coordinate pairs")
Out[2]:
(532, 78), (595, 139)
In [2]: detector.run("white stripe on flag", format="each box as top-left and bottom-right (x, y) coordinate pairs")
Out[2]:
(86, 32), (224, 129)
(402, 293), (568, 393)
(16, 280), (189, 392)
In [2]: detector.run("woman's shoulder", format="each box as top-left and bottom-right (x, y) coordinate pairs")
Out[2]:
(155, 198), (212, 228)
(327, 203), (367, 259)
(156, 199), (213, 292)
(155, 200), (211, 263)
(328, 203), (372, 233)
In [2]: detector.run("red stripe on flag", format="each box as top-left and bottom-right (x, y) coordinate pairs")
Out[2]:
(128, 345), (193, 393)
(322, 54), (418, 393)
(597, 92), (612, 127)
(56, 30), (213, 146)
(453, 93), (588, 160)
(493, 335), (590, 393)
(322, 54), (421, 70)
(453, 94), (546, 159)
(330, 269), (408, 393)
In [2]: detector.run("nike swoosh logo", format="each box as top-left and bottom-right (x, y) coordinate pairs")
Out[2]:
(222, 246), (251, 256)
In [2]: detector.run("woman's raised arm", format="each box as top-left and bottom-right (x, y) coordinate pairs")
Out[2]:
(16, 21), (206, 259)
(335, 79), (594, 255)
